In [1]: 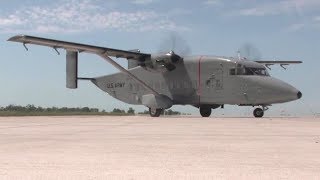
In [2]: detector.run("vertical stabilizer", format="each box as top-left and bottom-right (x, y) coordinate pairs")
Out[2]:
(66, 51), (78, 89)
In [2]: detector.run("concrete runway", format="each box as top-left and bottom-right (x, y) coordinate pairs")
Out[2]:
(0, 116), (320, 180)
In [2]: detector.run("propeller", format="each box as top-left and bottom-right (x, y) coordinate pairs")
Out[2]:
(158, 32), (191, 57)
(166, 50), (182, 63)
(237, 43), (262, 61)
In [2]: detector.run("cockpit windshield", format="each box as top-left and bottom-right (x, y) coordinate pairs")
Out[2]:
(230, 65), (269, 76)
(244, 67), (269, 76)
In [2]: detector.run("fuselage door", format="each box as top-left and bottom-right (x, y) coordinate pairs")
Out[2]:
(200, 59), (224, 104)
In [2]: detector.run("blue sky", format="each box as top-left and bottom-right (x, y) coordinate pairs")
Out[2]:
(0, 0), (319, 116)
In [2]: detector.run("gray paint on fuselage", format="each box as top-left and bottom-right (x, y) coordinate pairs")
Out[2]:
(92, 56), (200, 105)
(91, 56), (300, 107)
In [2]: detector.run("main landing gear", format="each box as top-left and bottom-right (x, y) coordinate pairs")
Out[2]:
(253, 106), (268, 118)
(199, 105), (221, 117)
(149, 108), (162, 117)
(199, 107), (212, 117)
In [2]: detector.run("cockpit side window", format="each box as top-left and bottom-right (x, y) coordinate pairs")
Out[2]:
(230, 66), (269, 76)
(245, 67), (269, 76)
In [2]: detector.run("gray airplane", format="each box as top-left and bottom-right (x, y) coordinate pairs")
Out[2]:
(8, 35), (302, 117)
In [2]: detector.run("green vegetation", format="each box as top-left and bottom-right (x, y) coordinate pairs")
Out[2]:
(0, 104), (134, 116)
(127, 107), (135, 114)
(0, 104), (185, 116)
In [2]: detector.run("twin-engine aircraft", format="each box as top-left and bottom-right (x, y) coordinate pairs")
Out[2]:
(8, 35), (302, 117)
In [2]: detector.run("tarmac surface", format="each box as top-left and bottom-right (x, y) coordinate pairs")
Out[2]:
(0, 116), (320, 180)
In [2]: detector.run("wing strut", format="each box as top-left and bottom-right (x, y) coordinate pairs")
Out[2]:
(98, 53), (160, 96)
(23, 43), (28, 51)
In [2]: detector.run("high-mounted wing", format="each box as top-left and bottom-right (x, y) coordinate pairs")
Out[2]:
(8, 35), (160, 96)
(255, 61), (302, 64)
(8, 35), (150, 61)
(255, 60), (302, 69)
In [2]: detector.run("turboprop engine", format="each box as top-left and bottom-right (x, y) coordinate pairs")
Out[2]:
(143, 51), (183, 72)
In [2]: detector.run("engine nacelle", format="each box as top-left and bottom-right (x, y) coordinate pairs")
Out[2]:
(143, 51), (182, 72)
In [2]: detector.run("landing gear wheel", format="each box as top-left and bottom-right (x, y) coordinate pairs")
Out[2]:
(200, 107), (212, 117)
(253, 108), (264, 118)
(149, 108), (162, 117)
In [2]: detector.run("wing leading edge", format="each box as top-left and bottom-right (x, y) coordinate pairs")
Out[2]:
(255, 60), (302, 64)
(8, 35), (150, 61)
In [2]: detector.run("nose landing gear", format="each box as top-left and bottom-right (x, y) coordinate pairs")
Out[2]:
(253, 106), (268, 118)
(253, 108), (264, 118)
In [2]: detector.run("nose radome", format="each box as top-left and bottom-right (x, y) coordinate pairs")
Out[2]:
(297, 91), (302, 99)
(263, 77), (301, 103)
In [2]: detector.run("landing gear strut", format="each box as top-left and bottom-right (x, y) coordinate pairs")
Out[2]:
(253, 108), (264, 118)
(253, 106), (268, 118)
(149, 108), (162, 117)
(200, 107), (212, 117)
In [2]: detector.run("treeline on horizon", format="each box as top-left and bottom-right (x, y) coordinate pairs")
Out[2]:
(0, 104), (183, 116)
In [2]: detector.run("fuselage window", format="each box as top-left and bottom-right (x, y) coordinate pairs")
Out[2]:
(230, 69), (236, 75)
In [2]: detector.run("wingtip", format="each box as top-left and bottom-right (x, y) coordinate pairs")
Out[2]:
(7, 34), (26, 42)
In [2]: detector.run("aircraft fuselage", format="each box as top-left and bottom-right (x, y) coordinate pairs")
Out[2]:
(92, 56), (301, 108)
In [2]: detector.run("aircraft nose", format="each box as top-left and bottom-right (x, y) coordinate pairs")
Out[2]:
(279, 83), (301, 102)
(280, 84), (301, 102)
(297, 91), (302, 99)
(260, 77), (302, 103)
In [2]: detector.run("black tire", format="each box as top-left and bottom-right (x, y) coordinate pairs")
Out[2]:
(253, 108), (264, 118)
(149, 108), (162, 117)
(200, 107), (212, 117)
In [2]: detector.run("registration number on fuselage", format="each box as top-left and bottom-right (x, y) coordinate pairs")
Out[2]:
(106, 82), (125, 88)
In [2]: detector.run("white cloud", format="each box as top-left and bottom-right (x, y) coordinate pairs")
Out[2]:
(132, 0), (154, 5)
(287, 23), (305, 32)
(0, 15), (25, 26)
(286, 16), (320, 32)
(231, 0), (320, 32)
(237, 0), (320, 16)
(203, 0), (221, 6)
(312, 16), (320, 30)
(0, 0), (187, 34)
(314, 16), (320, 21)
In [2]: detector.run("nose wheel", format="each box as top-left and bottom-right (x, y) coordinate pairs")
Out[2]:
(253, 108), (264, 118)
(149, 108), (162, 117)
